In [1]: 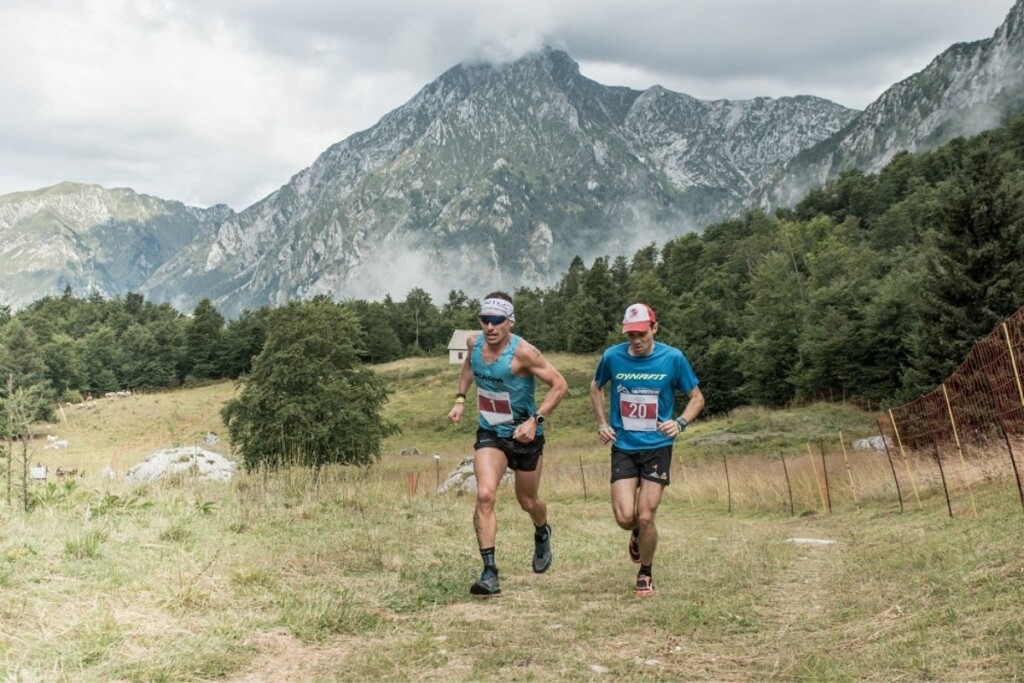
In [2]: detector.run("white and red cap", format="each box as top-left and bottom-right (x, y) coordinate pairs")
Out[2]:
(621, 303), (656, 333)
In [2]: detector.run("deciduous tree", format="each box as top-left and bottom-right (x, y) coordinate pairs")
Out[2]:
(221, 300), (398, 470)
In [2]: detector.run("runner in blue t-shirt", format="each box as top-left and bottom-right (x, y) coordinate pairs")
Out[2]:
(590, 303), (704, 597)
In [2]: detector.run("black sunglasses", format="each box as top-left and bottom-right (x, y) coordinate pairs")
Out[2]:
(479, 315), (508, 325)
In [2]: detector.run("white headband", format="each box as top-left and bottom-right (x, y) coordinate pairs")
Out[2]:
(480, 298), (515, 321)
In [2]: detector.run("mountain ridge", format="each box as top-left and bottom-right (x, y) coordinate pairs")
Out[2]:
(763, 0), (1024, 206)
(140, 46), (856, 315)
(0, 182), (231, 310)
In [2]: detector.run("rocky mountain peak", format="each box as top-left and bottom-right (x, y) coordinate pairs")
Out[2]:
(764, 0), (1024, 208)
(4, 7), (1024, 317)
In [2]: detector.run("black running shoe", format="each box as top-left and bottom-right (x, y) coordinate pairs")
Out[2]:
(470, 568), (501, 596)
(628, 528), (640, 564)
(533, 523), (552, 573)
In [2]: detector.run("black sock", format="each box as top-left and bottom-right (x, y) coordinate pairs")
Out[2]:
(534, 523), (549, 540)
(480, 547), (497, 572)
(639, 563), (652, 578)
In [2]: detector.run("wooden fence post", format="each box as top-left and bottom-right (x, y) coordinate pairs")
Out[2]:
(932, 442), (953, 518)
(807, 442), (826, 514)
(780, 452), (794, 516)
(838, 430), (860, 511)
(942, 383), (978, 519)
(723, 454), (732, 514)
(888, 409), (923, 511)
(876, 418), (904, 513)
(579, 455), (587, 501)
(818, 439), (832, 514)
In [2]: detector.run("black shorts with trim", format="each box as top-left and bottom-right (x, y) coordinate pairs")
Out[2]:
(610, 445), (673, 486)
(474, 428), (545, 472)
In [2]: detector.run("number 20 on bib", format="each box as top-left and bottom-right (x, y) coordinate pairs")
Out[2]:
(620, 392), (659, 431)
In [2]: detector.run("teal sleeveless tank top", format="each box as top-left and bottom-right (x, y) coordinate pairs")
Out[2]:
(471, 334), (539, 437)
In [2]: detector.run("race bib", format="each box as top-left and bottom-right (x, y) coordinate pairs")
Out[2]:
(620, 392), (659, 431)
(478, 387), (514, 425)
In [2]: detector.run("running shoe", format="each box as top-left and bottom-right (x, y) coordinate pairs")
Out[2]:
(634, 573), (654, 597)
(628, 528), (640, 564)
(470, 568), (501, 596)
(533, 523), (552, 573)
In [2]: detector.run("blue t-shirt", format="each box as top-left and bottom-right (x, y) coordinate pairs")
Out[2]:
(471, 334), (539, 438)
(593, 341), (699, 451)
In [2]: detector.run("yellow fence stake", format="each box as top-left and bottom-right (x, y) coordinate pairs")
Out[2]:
(808, 442), (826, 514)
(942, 383), (978, 519)
(1004, 322), (1024, 407)
(888, 409), (923, 510)
(839, 430), (860, 511)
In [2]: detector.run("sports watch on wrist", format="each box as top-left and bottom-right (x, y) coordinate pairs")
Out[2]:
(533, 413), (546, 425)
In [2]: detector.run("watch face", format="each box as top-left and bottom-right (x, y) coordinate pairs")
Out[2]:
(534, 414), (545, 424)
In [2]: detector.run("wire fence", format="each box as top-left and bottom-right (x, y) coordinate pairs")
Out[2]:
(669, 306), (1024, 518)
(544, 307), (1024, 518)
(879, 306), (1024, 517)
(18, 308), (1022, 520)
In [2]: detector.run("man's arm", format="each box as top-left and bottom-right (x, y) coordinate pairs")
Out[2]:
(659, 350), (705, 436)
(517, 341), (568, 417)
(589, 380), (607, 425)
(590, 379), (616, 444)
(447, 334), (478, 424)
(679, 386), (705, 425)
(658, 385), (705, 437)
(679, 385), (704, 428)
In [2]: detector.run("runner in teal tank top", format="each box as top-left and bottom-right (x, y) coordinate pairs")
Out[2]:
(448, 291), (568, 597)
(470, 333), (539, 438)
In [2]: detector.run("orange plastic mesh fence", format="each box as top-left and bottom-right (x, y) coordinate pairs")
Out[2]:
(886, 307), (1024, 455)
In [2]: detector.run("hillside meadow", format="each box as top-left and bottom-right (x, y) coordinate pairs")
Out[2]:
(1, 354), (1023, 681)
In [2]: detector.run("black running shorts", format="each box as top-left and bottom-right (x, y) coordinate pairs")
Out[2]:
(610, 445), (673, 486)
(474, 427), (545, 472)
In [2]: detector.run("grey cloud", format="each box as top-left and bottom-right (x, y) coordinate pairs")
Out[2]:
(0, 0), (1015, 207)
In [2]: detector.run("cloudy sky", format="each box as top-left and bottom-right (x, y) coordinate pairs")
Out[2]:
(0, 0), (1015, 210)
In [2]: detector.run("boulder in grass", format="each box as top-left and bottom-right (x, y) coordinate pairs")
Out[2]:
(436, 455), (513, 495)
(851, 436), (893, 453)
(125, 446), (237, 483)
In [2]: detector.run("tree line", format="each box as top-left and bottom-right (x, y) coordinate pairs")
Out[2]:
(3, 113), (1024, 446)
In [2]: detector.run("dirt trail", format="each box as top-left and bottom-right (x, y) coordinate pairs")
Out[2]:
(758, 536), (843, 676)
(663, 533), (845, 680)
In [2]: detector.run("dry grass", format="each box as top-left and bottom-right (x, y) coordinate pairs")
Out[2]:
(2, 358), (1023, 681)
(31, 382), (237, 478)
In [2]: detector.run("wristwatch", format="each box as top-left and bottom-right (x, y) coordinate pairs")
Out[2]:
(533, 413), (546, 425)
(675, 416), (688, 431)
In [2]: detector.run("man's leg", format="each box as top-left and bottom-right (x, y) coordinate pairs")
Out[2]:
(473, 447), (508, 548)
(471, 447), (508, 596)
(513, 457), (546, 527)
(514, 459), (552, 573)
(610, 477), (640, 531)
(633, 478), (665, 596)
(611, 477), (642, 563)
(634, 478), (665, 566)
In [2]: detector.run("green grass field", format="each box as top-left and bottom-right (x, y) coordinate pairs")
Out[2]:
(2, 355), (1023, 681)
